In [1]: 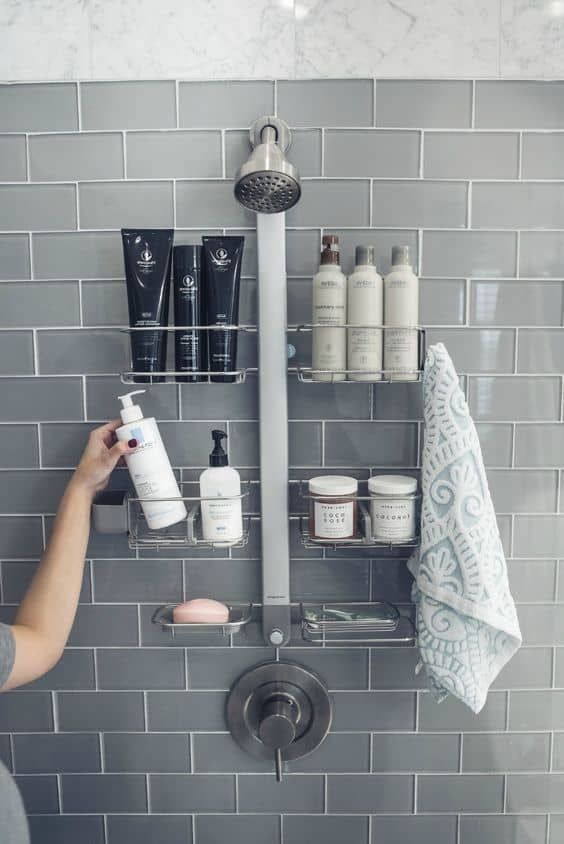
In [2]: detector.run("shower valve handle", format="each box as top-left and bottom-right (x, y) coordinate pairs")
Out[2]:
(258, 694), (298, 780)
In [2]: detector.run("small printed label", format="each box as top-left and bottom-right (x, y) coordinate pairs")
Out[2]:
(371, 499), (415, 541)
(314, 500), (354, 538)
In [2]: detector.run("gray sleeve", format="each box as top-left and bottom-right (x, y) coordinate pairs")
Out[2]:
(0, 623), (15, 689)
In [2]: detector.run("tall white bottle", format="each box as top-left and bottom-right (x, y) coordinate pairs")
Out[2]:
(116, 390), (187, 530)
(347, 245), (383, 382)
(200, 430), (243, 544)
(312, 234), (347, 382)
(383, 245), (419, 382)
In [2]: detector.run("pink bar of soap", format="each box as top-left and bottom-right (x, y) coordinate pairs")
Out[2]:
(172, 599), (230, 624)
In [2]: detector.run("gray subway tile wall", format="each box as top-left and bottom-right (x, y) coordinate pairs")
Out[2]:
(0, 77), (561, 844)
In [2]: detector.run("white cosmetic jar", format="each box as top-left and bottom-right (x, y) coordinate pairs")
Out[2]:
(308, 475), (358, 539)
(368, 474), (418, 542)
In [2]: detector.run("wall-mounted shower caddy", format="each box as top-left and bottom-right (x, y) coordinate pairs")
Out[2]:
(109, 114), (425, 655)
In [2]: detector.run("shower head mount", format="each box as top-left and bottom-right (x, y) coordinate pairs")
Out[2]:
(234, 115), (301, 214)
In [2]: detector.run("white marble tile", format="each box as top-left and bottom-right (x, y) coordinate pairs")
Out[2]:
(0, 0), (90, 81)
(295, 0), (499, 78)
(501, 0), (564, 77)
(89, 0), (295, 79)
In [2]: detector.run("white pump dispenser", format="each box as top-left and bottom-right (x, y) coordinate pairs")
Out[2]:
(116, 390), (187, 530)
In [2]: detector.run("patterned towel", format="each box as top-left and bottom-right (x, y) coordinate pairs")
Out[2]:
(407, 343), (521, 713)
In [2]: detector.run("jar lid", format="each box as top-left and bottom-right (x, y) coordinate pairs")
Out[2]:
(368, 474), (417, 495)
(309, 475), (358, 496)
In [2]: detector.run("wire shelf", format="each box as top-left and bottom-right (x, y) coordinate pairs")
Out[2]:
(297, 481), (420, 549)
(127, 484), (250, 551)
(120, 325), (257, 384)
(300, 602), (416, 646)
(152, 603), (253, 638)
(289, 324), (426, 383)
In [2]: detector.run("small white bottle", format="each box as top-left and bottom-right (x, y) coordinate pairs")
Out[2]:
(312, 234), (347, 382)
(116, 390), (187, 530)
(383, 245), (420, 381)
(200, 430), (243, 545)
(347, 245), (383, 382)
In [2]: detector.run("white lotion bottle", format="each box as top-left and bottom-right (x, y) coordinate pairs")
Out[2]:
(383, 245), (420, 381)
(347, 244), (383, 381)
(312, 234), (347, 382)
(200, 430), (243, 544)
(116, 390), (187, 530)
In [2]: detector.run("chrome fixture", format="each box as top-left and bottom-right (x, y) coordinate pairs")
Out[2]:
(234, 116), (301, 214)
(227, 661), (331, 781)
(233, 116), (302, 646)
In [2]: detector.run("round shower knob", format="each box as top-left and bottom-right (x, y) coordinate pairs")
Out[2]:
(258, 695), (298, 750)
(226, 660), (332, 778)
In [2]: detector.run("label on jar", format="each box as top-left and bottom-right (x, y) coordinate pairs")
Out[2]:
(371, 498), (415, 541)
(314, 500), (354, 538)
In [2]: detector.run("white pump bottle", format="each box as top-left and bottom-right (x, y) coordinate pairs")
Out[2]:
(116, 390), (187, 530)
(199, 430), (243, 544)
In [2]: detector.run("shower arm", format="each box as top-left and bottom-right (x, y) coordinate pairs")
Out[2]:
(257, 212), (291, 646)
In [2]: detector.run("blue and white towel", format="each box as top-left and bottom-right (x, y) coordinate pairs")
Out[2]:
(408, 343), (521, 713)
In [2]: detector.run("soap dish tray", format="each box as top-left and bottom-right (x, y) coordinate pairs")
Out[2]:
(152, 603), (253, 638)
(300, 602), (416, 646)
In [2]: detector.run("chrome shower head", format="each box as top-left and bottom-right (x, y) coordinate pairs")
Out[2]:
(234, 116), (301, 214)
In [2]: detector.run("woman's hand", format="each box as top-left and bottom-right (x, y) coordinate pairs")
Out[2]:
(72, 420), (135, 496)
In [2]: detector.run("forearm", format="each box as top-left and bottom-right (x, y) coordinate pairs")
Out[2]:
(8, 478), (93, 686)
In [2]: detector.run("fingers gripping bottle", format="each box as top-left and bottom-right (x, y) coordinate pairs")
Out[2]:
(116, 390), (187, 530)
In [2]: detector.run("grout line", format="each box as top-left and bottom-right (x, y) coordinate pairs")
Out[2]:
(320, 127), (325, 177)
(146, 772), (151, 813)
(51, 691), (59, 732)
(515, 229), (521, 278)
(76, 82), (82, 131)
(502, 773), (508, 812)
(467, 181), (472, 228)
(464, 278), (471, 325)
(471, 79), (476, 129)
(24, 134), (30, 182)
(417, 229), (423, 276)
(122, 131), (127, 179)
(368, 177), (373, 226)
(273, 78), (278, 117)
(514, 327), (519, 374)
(456, 814), (461, 844)
(98, 732), (105, 773)
(28, 231), (34, 280)
(234, 773), (239, 812)
(458, 733), (463, 773)
(372, 78), (377, 126)
(220, 129), (226, 179)
(56, 773), (62, 813)
(175, 80), (180, 129)
(323, 773), (328, 813)
(143, 690), (149, 732)
(418, 131), (424, 178)
(81, 374), (88, 421)
(505, 691), (511, 731)
(517, 131), (523, 179)
(31, 329), (39, 376)
(279, 814), (283, 844)
(77, 279), (84, 326)
(192, 815), (196, 843)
